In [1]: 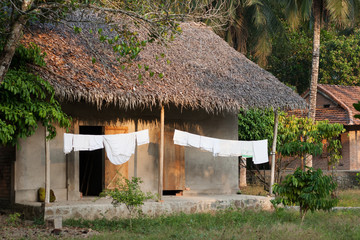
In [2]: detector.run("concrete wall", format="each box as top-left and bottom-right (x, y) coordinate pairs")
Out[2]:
(247, 170), (360, 190)
(15, 125), (68, 203)
(15, 103), (239, 202)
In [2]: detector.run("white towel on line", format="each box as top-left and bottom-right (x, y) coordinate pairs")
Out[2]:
(172, 129), (269, 164)
(187, 133), (201, 148)
(136, 129), (149, 146)
(103, 133), (135, 157)
(103, 136), (134, 165)
(63, 133), (74, 154)
(239, 141), (254, 157)
(199, 136), (216, 152)
(213, 139), (242, 157)
(72, 134), (104, 151)
(252, 140), (269, 164)
(89, 135), (104, 151)
(73, 134), (91, 151)
(173, 129), (188, 146)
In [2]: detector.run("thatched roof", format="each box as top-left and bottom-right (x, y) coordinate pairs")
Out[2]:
(22, 11), (306, 114)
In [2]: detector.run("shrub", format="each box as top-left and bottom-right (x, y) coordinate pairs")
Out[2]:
(100, 175), (155, 228)
(271, 167), (338, 222)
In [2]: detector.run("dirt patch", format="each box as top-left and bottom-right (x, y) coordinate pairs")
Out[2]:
(0, 211), (99, 239)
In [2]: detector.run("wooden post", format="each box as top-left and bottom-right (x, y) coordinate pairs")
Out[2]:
(269, 110), (279, 196)
(134, 119), (138, 178)
(158, 106), (165, 200)
(45, 128), (50, 204)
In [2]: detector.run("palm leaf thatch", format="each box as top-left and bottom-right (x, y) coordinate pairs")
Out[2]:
(22, 11), (306, 114)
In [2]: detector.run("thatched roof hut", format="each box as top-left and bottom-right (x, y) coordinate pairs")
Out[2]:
(23, 12), (306, 114)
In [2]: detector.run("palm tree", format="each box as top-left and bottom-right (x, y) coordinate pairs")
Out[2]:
(212, 0), (281, 66)
(280, 0), (356, 119)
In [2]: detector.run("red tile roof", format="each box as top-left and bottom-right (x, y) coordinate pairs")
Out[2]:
(296, 84), (360, 125)
(287, 108), (349, 124)
(315, 107), (349, 125)
(317, 84), (360, 125)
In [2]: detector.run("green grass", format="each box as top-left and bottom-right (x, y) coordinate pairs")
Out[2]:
(64, 209), (360, 240)
(337, 189), (360, 207)
(240, 185), (268, 196)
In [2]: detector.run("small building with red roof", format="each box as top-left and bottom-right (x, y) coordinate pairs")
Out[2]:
(302, 84), (360, 170)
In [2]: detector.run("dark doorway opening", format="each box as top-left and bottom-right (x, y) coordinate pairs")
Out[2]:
(163, 190), (183, 196)
(79, 126), (103, 196)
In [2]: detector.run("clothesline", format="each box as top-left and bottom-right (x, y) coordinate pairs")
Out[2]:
(63, 129), (268, 166)
(173, 129), (268, 164)
(63, 129), (149, 165)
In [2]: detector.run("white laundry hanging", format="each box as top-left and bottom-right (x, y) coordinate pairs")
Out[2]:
(252, 140), (269, 164)
(136, 129), (150, 146)
(199, 136), (216, 152)
(72, 134), (104, 151)
(63, 130), (150, 165)
(173, 129), (268, 164)
(63, 133), (73, 154)
(103, 133), (136, 165)
(173, 129), (188, 146)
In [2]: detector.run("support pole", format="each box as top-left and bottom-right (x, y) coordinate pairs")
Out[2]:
(158, 106), (165, 201)
(45, 128), (50, 204)
(269, 110), (279, 196)
(134, 119), (138, 178)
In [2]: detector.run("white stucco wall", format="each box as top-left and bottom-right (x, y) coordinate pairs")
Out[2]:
(15, 125), (67, 202)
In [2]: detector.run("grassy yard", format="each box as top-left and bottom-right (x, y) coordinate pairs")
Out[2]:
(65, 209), (360, 240)
(337, 189), (360, 207)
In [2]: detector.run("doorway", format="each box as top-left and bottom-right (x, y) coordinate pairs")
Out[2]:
(79, 126), (104, 196)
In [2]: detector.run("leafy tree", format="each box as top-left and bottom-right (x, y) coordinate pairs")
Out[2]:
(0, 0), (220, 83)
(238, 109), (275, 147)
(278, 115), (322, 170)
(0, 43), (71, 145)
(100, 174), (155, 229)
(212, 0), (282, 66)
(316, 120), (345, 166)
(266, 25), (313, 94)
(238, 110), (344, 188)
(238, 108), (275, 187)
(319, 30), (360, 86)
(272, 167), (338, 222)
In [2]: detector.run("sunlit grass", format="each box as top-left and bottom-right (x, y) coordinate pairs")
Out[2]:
(65, 209), (360, 240)
(337, 188), (360, 207)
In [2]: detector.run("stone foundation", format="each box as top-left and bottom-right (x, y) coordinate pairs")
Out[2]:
(43, 195), (273, 220)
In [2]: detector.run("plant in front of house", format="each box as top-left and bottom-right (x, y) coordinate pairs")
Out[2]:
(271, 167), (338, 222)
(100, 174), (155, 229)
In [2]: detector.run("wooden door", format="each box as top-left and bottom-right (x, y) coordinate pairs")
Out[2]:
(104, 126), (129, 189)
(163, 130), (185, 190)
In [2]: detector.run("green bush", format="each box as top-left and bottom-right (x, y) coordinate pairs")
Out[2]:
(271, 167), (338, 221)
(100, 175), (155, 228)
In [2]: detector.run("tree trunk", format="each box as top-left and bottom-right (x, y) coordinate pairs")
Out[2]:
(308, 0), (321, 119)
(0, 0), (33, 83)
(306, 0), (321, 168)
(239, 157), (247, 187)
